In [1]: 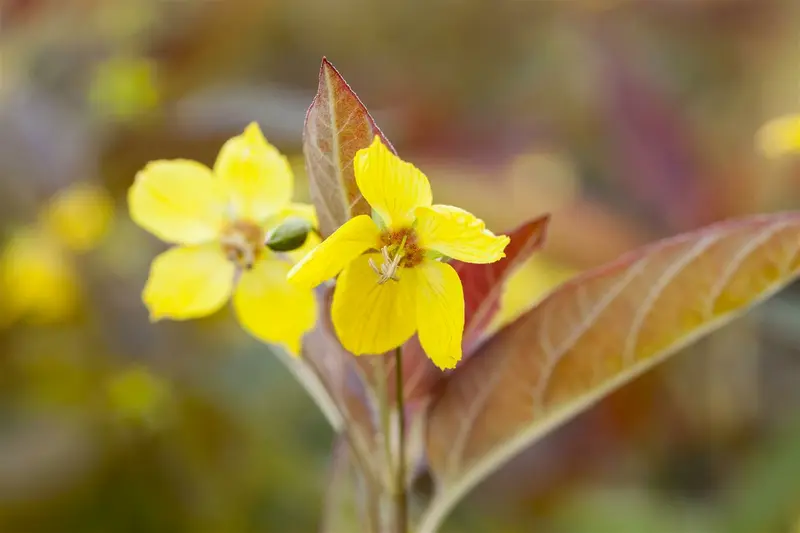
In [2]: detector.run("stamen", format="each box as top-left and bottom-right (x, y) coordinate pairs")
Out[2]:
(370, 235), (408, 284)
(219, 221), (264, 270)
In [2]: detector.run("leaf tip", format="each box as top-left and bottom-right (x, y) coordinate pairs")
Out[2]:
(319, 56), (341, 82)
(533, 212), (552, 243)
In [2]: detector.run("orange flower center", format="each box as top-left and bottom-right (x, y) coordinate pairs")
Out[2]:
(220, 220), (265, 270)
(369, 228), (425, 284)
(379, 228), (424, 268)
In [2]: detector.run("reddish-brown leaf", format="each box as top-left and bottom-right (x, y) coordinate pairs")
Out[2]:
(301, 288), (383, 480)
(400, 215), (551, 402)
(419, 213), (800, 533)
(320, 438), (382, 533)
(304, 58), (395, 237)
(456, 214), (552, 351)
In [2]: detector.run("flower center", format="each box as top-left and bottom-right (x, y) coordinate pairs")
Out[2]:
(369, 228), (424, 283)
(220, 220), (265, 270)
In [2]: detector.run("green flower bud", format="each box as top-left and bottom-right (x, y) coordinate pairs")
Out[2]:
(266, 217), (314, 252)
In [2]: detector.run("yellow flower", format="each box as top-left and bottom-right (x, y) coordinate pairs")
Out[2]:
(0, 181), (113, 326)
(757, 113), (800, 158)
(128, 122), (317, 355)
(288, 137), (510, 370)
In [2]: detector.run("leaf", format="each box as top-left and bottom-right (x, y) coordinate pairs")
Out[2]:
(301, 288), (384, 483)
(304, 58), (396, 238)
(419, 213), (800, 533)
(400, 215), (551, 402)
(275, 296), (385, 491)
(456, 215), (553, 353)
(320, 438), (379, 533)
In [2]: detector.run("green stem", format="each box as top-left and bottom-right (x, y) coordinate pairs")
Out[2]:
(394, 346), (408, 533)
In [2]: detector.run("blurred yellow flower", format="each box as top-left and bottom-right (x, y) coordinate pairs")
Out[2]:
(128, 122), (318, 355)
(0, 182), (114, 326)
(107, 365), (171, 425)
(757, 113), (800, 158)
(41, 182), (115, 252)
(288, 137), (510, 370)
(0, 229), (80, 325)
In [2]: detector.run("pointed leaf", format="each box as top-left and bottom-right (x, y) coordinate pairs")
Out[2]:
(457, 215), (552, 352)
(401, 215), (551, 402)
(304, 58), (396, 237)
(420, 213), (800, 533)
(301, 60), (402, 492)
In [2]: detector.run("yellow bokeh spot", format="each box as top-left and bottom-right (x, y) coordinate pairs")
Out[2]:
(89, 56), (159, 119)
(107, 365), (171, 424)
(756, 113), (800, 158)
(492, 254), (578, 330)
(0, 228), (80, 324)
(41, 182), (115, 252)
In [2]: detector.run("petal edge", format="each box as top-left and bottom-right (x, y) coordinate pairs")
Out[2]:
(287, 215), (380, 288)
(128, 160), (226, 245)
(354, 137), (432, 228)
(416, 260), (465, 370)
(415, 205), (510, 265)
(143, 245), (234, 320)
(214, 122), (294, 222)
(234, 259), (317, 355)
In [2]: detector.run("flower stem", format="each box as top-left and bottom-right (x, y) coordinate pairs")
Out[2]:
(394, 346), (408, 533)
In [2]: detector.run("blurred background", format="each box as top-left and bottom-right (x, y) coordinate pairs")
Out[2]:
(2, 0), (800, 532)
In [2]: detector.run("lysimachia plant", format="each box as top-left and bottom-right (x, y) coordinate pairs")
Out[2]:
(128, 58), (800, 533)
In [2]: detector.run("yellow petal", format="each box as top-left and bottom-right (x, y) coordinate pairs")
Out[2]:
(269, 203), (320, 263)
(415, 205), (510, 264)
(272, 202), (318, 227)
(214, 122), (293, 222)
(287, 215), (380, 288)
(757, 113), (800, 158)
(331, 254), (417, 355)
(354, 136), (432, 228)
(129, 160), (226, 244)
(415, 259), (464, 370)
(143, 245), (234, 320)
(41, 182), (115, 252)
(233, 258), (317, 355)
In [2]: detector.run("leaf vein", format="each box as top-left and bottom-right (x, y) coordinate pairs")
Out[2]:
(622, 234), (719, 365)
(706, 223), (787, 318)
